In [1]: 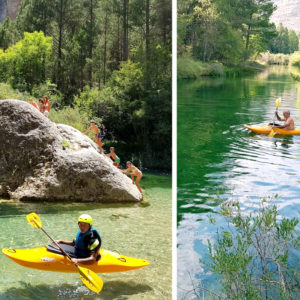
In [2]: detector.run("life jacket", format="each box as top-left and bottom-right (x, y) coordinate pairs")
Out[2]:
(75, 228), (101, 258)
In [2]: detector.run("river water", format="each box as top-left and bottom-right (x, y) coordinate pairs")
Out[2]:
(0, 173), (171, 299)
(177, 66), (300, 298)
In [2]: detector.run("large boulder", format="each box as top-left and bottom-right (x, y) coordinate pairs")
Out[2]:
(0, 99), (142, 202)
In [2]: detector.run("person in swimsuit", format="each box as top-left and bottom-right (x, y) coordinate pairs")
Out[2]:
(29, 98), (39, 110)
(38, 99), (45, 114)
(43, 96), (51, 118)
(122, 161), (143, 193)
(84, 120), (103, 152)
(106, 147), (120, 168)
(56, 214), (101, 265)
(273, 110), (295, 130)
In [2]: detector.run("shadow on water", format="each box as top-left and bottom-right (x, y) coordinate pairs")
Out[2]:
(0, 281), (153, 300)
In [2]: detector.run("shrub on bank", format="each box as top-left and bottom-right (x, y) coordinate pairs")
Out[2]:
(203, 200), (300, 299)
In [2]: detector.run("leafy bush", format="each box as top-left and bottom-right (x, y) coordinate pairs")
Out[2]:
(0, 82), (30, 100)
(50, 107), (89, 133)
(0, 31), (52, 92)
(204, 201), (300, 299)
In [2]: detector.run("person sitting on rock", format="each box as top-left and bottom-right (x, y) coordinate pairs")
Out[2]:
(106, 147), (121, 168)
(29, 98), (39, 110)
(84, 120), (103, 152)
(122, 161), (143, 193)
(43, 96), (51, 118)
(56, 214), (101, 265)
(38, 99), (45, 114)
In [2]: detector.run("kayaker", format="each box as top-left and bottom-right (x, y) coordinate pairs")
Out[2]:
(84, 120), (103, 153)
(122, 161), (143, 193)
(56, 214), (102, 265)
(274, 110), (295, 130)
(106, 147), (121, 168)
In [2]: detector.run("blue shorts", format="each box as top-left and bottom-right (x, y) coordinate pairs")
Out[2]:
(96, 133), (102, 139)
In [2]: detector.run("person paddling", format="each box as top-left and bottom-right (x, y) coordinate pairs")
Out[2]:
(106, 147), (121, 168)
(122, 161), (143, 193)
(84, 120), (103, 152)
(273, 110), (295, 130)
(29, 98), (39, 110)
(56, 214), (101, 265)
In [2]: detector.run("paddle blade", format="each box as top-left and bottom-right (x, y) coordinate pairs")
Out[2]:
(78, 266), (103, 294)
(26, 213), (42, 229)
(275, 98), (281, 107)
(268, 129), (276, 138)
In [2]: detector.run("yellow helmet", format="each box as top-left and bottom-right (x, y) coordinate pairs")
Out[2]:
(78, 214), (92, 225)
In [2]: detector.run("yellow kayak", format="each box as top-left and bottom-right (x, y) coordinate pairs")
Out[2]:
(2, 243), (149, 273)
(245, 124), (300, 135)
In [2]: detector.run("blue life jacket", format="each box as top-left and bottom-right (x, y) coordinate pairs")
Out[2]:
(75, 228), (101, 258)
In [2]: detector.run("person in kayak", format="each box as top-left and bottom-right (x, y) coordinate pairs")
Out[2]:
(273, 110), (295, 130)
(122, 161), (143, 193)
(56, 214), (102, 265)
(84, 120), (103, 152)
(106, 147), (121, 168)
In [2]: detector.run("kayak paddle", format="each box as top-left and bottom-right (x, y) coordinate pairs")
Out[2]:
(26, 212), (103, 294)
(269, 98), (281, 138)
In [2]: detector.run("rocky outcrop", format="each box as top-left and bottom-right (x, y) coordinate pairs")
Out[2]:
(0, 0), (21, 23)
(0, 99), (142, 202)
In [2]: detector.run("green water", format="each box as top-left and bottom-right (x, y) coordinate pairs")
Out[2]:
(0, 173), (171, 299)
(177, 66), (300, 298)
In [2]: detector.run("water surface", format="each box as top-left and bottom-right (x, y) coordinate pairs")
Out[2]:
(0, 173), (171, 299)
(177, 66), (300, 298)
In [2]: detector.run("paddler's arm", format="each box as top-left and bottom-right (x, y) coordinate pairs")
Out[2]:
(56, 240), (75, 246)
(275, 111), (284, 121)
(71, 253), (98, 264)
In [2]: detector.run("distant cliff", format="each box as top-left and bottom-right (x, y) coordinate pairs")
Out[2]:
(0, 0), (21, 23)
(271, 0), (300, 32)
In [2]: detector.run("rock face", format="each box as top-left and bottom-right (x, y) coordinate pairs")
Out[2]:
(0, 99), (142, 202)
(0, 0), (21, 23)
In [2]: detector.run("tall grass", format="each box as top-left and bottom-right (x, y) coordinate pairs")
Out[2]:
(50, 107), (89, 132)
(289, 51), (300, 81)
(257, 52), (290, 65)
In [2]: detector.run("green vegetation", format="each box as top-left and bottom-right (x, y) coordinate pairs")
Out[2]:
(257, 52), (290, 66)
(289, 51), (300, 81)
(204, 201), (300, 299)
(0, 0), (171, 170)
(269, 24), (299, 54)
(178, 0), (276, 77)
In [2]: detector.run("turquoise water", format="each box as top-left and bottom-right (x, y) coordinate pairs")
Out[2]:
(0, 174), (171, 299)
(177, 66), (300, 298)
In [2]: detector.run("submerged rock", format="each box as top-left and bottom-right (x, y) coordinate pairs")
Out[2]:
(0, 99), (142, 202)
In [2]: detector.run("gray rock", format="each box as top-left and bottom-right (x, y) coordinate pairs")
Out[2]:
(0, 99), (142, 202)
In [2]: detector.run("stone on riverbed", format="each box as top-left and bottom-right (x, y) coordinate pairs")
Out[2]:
(0, 99), (142, 202)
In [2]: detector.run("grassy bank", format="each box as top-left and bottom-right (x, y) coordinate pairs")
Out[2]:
(289, 51), (300, 81)
(256, 52), (290, 65)
(177, 56), (265, 80)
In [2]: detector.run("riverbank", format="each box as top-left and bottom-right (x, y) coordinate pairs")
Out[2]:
(0, 172), (171, 299)
(177, 56), (265, 80)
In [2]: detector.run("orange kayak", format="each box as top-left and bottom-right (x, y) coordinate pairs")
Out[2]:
(245, 124), (300, 135)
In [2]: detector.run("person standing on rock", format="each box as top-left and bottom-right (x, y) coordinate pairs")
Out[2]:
(29, 98), (39, 110)
(84, 120), (103, 153)
(106, 147), (121, 168)
(43, 96), (51, 118)
(56, 214), (102, 265)
(122, 161), (143, 193)
(38, 99), (45, 114)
